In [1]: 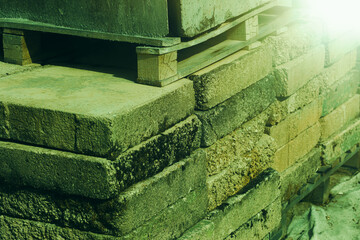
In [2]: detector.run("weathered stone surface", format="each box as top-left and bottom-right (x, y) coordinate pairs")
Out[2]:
(280, 148), (321, 202)
(273, 122), (320, 172)
(0, 141), (118, 199)
(168, 0), (271, 37)
(322, 70), (359, 116)
(320, 94), (360, 140)
(114, 115), (201, 191)
(207, 169), (280, 240)
(325, 32), (359, 66)
(207, 134), (276, 210)
(224, 198), (281, 240)
(264, 21), (324, 67)
(274, 46), (325, 97)
(197, 75), (277, 147)
(0, 0), (169, 37)
(321, 119), (360, 165)
(190, 45), (272, 110)
(266, 99), (322, 148)
(0, 66), (195, 158)
(122, 187), (207, 240)
(206, 111), (269, 176)
(0, 215), (116, 240)
(0, 150), (206, 236)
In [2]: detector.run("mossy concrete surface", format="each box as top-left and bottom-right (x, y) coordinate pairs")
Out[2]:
(0, 151), (206, 237)
(0, 115), (201, 200)
(0, 0), (169, 37)
(0, 66), (195, 159)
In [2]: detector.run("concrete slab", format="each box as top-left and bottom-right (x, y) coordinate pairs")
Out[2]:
(196, 75), (277, 147)
(169, 0), (272, 37)
(0, 66), (195, 158)
(190, 45), (272, 110)
(0, 150), (206, 236)
(0, 0), (169, 37)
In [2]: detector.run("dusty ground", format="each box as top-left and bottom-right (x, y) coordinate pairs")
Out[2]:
(285, 167), (360, 240)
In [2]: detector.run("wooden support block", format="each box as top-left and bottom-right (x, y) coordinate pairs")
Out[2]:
(137, 51), (178, 86)
(343, 151), (360, 170)
(228, 15), (259, 41)
(303, 178), (330, 204)
(2, 29), (41, 65)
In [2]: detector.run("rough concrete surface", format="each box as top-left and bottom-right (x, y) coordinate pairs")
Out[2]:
(274, 46), (325, 97)
(207, 168), (280, 240)
(322, 70), (359, 117)
(113, 115), (201, 191)
(280, 148), (321, 202)
(0, 151), (206, 237)
(168, 0), (271, 37)
(207, 134), (276, 210)
(320, 94), (360, 141)
(273, 122), (321, 172)
(179, 168), (280, 240)
(321, 119), (360, 165)
(0, 215), (116, 240)
(0, 0), (169, 37)
(0, 66), (194, 158)
(224, 198), (281, 240)
(264, 21), (324, 67)
(196, 75), (276, 147)
(0, 141), (118, 200)
(266, 98), (322, 148)
(206, 111), (269, 176)
(190, 45), (272, 110)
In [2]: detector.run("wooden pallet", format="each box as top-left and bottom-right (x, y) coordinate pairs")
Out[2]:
(1, 1), (298, 85)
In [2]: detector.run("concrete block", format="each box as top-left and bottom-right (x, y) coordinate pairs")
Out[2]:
(122, 187), (207, 240)
(223, 198), (281, 240)
(267, 77), (322, 125)
(0, 66), (195, 158)
(206, 111), (269, 176)
(272, 122), (320, 172)
(266, 99), (322, 148)
(196, 75), (277, 147)
(264, 21), (324, 67)
(207, 134), (276, 210)
(0, 150), (206, 237)
(0, 141), (118, 200)
(0, 0), (169, 37)
(322, 119), (360, 165)
(178, 220), (215, 240)
(114, 115), (201, 191)
(325, 32), (359, 66)
(190, 45), (272, 110)
(274, 46), (325, 97)
(0, 215), (117, 240)
(322, 71), (359, 116)
(320, 94), (360, 140)
(168, 0), (271, 37)
(207, 168), (280, 240)
(320, 50), (357, 88)
(280, 148), (321, 202)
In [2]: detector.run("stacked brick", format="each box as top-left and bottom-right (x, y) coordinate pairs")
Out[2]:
(0, 19), (359, 240)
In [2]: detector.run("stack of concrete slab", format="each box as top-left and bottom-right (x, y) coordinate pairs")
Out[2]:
(0, 11), (359, 240)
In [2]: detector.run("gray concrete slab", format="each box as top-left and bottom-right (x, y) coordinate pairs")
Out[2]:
(0, 0), (169, 37)
(0, 65), (195, 158)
